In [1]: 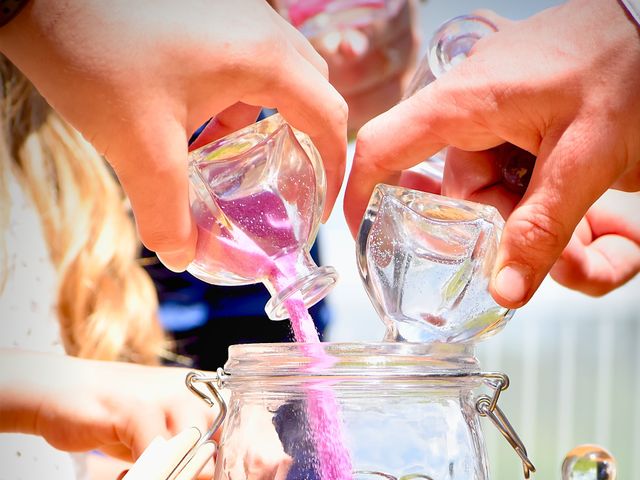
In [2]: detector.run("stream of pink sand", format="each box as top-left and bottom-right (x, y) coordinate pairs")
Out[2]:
(194, 189), (352, 479)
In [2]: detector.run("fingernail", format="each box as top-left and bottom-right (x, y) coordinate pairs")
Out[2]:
(157, 251), (191, 273)
(494, 264), (532, 305)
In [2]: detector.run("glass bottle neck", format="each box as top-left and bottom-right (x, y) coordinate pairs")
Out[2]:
(263, 249), (338, 320)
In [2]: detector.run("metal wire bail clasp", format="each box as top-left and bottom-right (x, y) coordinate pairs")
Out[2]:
(477, 373), (536, 478)
(186, 367), (228, 442)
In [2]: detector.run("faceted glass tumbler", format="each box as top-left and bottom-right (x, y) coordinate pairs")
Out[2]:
(356, 184), (513, 343)
(187, 114), (338, 320)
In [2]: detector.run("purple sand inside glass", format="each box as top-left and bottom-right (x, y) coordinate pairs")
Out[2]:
(195, 189), (353, 479)
(281, 295), (353, 480)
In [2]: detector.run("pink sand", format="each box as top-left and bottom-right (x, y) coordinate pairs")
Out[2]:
(194, 190), (352, 479)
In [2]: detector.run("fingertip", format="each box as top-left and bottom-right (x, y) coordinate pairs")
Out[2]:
(166, 427), (202, 449)
(321, 199), (335, 224)
(491, 263), (534, 308)
(154, 221), (197, 272)
(157, 247), (195, 273)
(342, 189), (364, 239)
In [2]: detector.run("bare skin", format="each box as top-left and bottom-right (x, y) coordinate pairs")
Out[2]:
(0, 0), (348, 271)
(345, 0), (640, 307)
(0, 350), (216, 466)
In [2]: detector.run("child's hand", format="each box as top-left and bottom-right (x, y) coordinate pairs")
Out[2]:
(1, 351), (217, 463)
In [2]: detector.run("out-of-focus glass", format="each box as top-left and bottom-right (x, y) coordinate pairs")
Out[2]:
(404, 14), (497, 98)
(187, 113), (338, 320)
(273, 0), (418, 133)
(357, 184), (513, 343)
(213, 342), (490, 480)
(562, 445), (617, 480)
(404, 14), (498, 184)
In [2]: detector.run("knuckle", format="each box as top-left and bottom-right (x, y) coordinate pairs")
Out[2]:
(330, 93), (349, 128)
(354, 123), (377, 162)
(317, 56), (330, 79)
(508, 203), (567, 258)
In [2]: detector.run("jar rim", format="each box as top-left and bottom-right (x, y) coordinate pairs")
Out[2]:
(223, 342), (480, 380)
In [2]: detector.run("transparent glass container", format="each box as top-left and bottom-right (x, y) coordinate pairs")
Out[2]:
(187, 343), (534, 480)
(403, 14), (535, 192)
(562, 445), (617, 480)
(403, 14), (498, 184)
(187, 114), (338, 320)
(357, 184), (513, 343)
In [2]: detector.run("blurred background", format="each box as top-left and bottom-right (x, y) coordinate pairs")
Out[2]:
(319, 0), (640, 478)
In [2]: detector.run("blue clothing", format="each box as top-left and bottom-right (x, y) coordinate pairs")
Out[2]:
(143, 242), (330, 370)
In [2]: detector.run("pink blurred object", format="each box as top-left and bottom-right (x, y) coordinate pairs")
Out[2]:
(283, 0), (385, 28)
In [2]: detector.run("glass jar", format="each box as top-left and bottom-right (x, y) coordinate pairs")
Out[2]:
(187, 343), (534, 479)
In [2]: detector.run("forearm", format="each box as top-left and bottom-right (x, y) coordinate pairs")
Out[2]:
(0, 349), (64, 435)
(0, 0), (69, 76)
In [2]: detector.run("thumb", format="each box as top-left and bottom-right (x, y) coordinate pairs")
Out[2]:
(490, 123), (622, 307)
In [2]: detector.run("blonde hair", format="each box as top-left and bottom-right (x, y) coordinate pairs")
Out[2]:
(0, 57), (165, 364)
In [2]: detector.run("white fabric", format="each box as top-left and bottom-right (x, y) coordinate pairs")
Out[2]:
(621, 0), (640, 25)
(0, 171), (88, 480)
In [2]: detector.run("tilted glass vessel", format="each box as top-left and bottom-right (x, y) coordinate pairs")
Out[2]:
(187, 114), (338, 320)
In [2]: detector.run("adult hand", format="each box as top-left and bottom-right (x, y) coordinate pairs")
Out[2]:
(0, 350), (216, 475)
(0, 0), (348, 271)
(345, 0), (640, 307)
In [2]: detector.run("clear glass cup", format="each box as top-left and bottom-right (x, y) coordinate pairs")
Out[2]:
(187, 113), (338, 320)
(356, 184), (513, 343)
(272, 0), (418, 133)
(191, 342), (502, 480)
